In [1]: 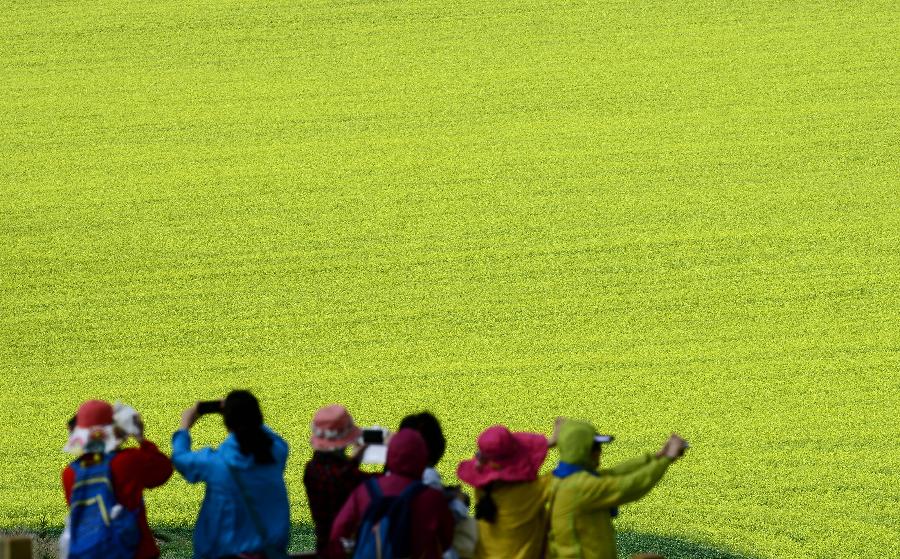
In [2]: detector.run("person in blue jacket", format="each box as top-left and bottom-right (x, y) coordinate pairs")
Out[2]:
(172, 390), (290, 559)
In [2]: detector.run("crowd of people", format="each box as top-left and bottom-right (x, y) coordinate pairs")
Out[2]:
(59, 391), (688, 559)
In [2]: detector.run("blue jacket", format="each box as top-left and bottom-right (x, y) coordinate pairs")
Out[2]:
(172, 426), (290, 559)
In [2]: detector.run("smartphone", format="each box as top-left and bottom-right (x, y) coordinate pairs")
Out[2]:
(362, 427), (385, 445)
(197, 400), (223, 416)
(360, 427), (389, 465)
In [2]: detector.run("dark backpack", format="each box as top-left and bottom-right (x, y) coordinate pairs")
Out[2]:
(352, 478), (426, 559)
(67, 453), (140, 559)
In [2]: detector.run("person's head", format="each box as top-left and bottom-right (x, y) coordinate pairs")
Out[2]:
(457, 425), (549, 523)
(589, 438), (602, 469)
(398, 411), (446, 468)
(223, 390), (274, 465)
(457, 425), (548, 489)
(557, 420), (613, 470)
(76, 400), (114, 428)
(310, 404), (362, 452)
(64, 400), (121, 455)
(385, 428), (429, 478)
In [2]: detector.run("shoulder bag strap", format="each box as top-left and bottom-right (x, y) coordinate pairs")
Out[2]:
(227, 465), (287, 559)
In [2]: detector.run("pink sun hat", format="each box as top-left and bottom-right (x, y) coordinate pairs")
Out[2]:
(310, 404), (363, 451)
(457, 425), (549, 489)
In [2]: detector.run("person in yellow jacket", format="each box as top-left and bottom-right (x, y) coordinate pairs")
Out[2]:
(456, 420), (563, 559)
(547, 420), (688, 559)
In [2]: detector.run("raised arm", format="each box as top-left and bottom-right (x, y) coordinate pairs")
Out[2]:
(171, 404), (213, 484)
(580, 434), (688, 509)
(580, 454), (673, 509)
(603, 453), (653, 475)
(115, 439), (174, 489)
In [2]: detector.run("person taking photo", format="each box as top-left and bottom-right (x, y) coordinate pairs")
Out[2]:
(547, 420), (688, 559)
(172, 391), (290, 559)
(62, 400), (173, 559)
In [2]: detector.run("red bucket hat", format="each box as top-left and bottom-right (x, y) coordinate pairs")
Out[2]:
(76, 400), (114, 428)
(310, 405), (362, 451)
(64, 400), (120, 455)
(457, 425), (549, 489)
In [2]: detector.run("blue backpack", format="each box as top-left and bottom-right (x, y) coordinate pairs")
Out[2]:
(352, 478), (426, 559)
(67, 453), (140, 559)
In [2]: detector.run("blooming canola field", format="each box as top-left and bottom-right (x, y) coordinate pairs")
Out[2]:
(0, 1), (897, 558)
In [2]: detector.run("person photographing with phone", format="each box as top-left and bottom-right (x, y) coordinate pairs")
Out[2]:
(172, 391), (290, 559)
(546, 420), (689, 559)
(303, 404), (374, 558)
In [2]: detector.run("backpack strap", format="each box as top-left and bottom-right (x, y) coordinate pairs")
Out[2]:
(388, 479), (425, 520)
(69, 452), (107, 476)
(363, 477), (382, 500)
(69, 453), (116, 493)
(397, 480), (424, 501)
(357, 478), (387, 528)
(384, 480), (426, 558)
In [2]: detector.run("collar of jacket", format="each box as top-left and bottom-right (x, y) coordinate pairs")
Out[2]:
(552, 461), (599, 478)
(552, 462), (619, 518)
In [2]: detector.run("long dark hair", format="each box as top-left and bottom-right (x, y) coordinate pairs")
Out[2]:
(223, 390), (274, 465)
(475, 483), (498, 523)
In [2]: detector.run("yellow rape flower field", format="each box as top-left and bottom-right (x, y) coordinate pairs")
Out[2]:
(1, 1), (897, 558)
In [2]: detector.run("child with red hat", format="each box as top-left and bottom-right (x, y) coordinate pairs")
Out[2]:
(62, 400), (173, 559)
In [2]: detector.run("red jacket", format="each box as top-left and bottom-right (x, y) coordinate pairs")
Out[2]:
(63, 439), (173, 559)
(330, 430), (454, 559)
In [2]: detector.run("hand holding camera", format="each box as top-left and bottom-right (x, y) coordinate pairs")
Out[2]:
(358, 426), (391, 465)
(180, 400), (224, 431)
(112, 402), (145, 442)
(547, 416), (565, 448)
(360, 426), (388, 446)
(656, 433), (689, 460)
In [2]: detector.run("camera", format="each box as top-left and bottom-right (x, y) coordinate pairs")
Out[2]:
(359, 426), (390, 465)
(197, 401), (223, 416)
(361, 427), (387, 445)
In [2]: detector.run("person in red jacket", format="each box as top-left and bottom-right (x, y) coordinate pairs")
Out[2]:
(304, 404), (371, 557)
(330, 428), (454, 559)
(62, 400), (173, 559)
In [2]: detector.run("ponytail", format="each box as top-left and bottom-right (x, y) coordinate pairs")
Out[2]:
(224, 391), (275, 465)
(233, 423), (274, 464)
(475, 484), (498, 523)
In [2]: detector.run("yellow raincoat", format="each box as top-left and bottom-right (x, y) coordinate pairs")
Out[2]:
(473, 474), (552, 559)
(547, 421), (673, 559)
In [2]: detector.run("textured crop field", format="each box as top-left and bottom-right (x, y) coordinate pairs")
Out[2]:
(1, 1), (898, 558)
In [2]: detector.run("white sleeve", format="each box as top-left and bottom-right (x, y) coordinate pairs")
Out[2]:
(422, 467), (443, 489)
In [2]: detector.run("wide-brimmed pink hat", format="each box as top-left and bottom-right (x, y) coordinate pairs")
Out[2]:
(310, 404), (362, 451)
(457, 425), (549, 488)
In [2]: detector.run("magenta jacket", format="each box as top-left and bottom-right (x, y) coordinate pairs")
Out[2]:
(330, 429), (454, 559)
